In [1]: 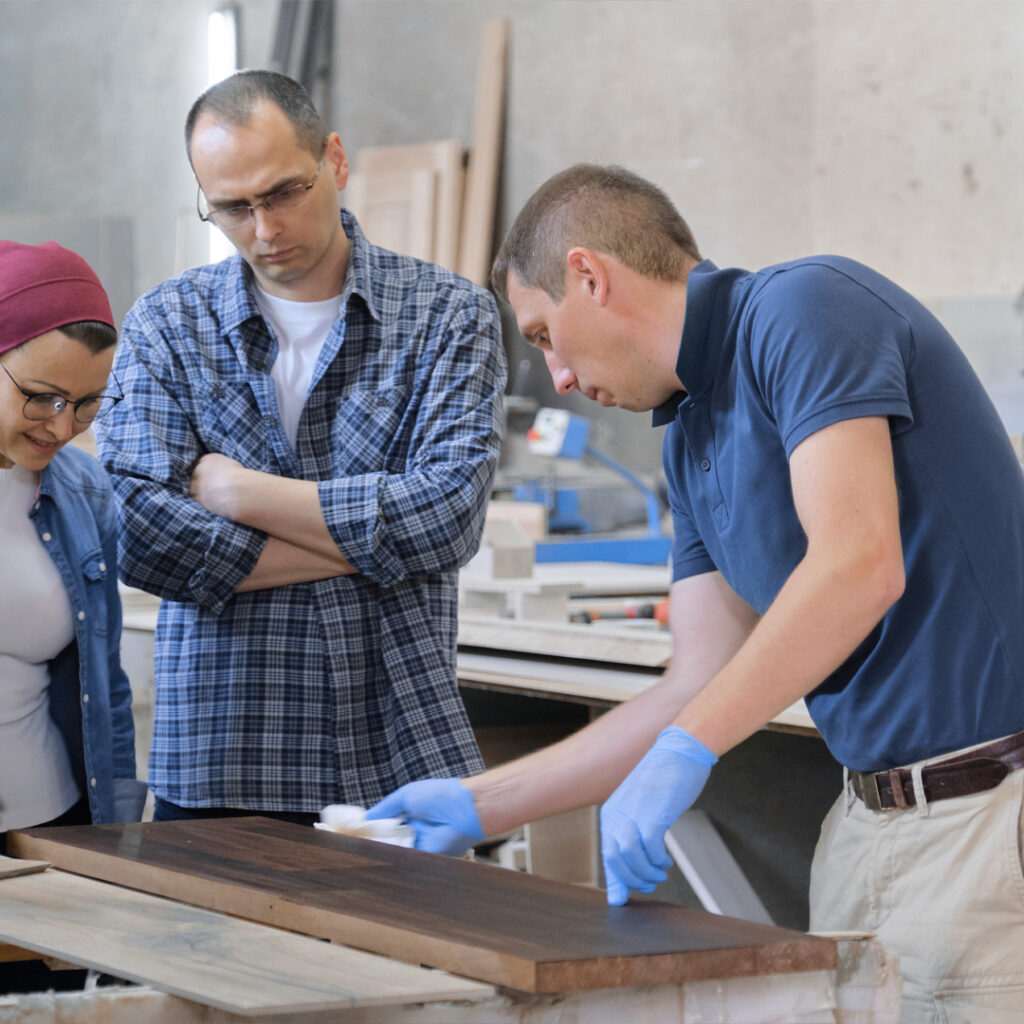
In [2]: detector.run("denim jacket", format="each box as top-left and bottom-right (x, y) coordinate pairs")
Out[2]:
(29, 444), (146, 823)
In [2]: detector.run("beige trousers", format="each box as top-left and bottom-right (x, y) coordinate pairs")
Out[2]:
(810, 753), (1024, 1024)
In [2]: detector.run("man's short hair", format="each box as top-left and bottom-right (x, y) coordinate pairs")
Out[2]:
(184, 69), (326, 163)
(491, 164), (701, 303)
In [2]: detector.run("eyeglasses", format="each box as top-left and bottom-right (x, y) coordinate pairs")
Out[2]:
(0, 359), (123, 424)
(197, 150), (327, 231)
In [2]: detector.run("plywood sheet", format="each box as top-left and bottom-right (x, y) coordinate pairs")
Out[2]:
(0, 867), (490, 1016)
(345, 166), (435, 263)
(9, 818), (836, 993)
(355, 139), (464, 270)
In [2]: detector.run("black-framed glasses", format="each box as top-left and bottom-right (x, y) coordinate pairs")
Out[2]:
(0, 359), (123, 424)
(196, 149), (328, 231)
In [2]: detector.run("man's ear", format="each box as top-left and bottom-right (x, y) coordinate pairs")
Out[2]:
(326, 133), (350, 191)
(566, 247), (610, 305)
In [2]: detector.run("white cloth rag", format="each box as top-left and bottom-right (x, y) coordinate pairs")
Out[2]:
(315, 803), (415, 848)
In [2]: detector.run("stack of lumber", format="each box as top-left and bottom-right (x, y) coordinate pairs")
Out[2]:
(346, 20), (507, 284)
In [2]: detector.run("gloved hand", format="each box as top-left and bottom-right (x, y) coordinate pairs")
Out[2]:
(600, 726), (717, 906)
(366, 779), (484, 855)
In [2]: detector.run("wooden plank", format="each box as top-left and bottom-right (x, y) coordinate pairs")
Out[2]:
(0, 942), (40, 963)
(458, 613), (674, 666)
(0, 854), (48, 879)
(0, 868), (490, 1016)
(9, 818), (837, 993)
(355, 140), (464, 270)
(457, 19), (508, 285)
(345, 166), (436, 263)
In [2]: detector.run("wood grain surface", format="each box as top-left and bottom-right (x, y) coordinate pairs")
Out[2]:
(9, 817), (836, 993)
(0, 868), (490, 1015)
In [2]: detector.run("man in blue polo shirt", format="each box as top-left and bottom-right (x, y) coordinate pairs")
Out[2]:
(369, 164), (1024, 1021)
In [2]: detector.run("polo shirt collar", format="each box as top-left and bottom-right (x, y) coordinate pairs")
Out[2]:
(651, 259), (720, 427)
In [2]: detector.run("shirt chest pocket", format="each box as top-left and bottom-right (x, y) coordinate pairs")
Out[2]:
(78, 547), (110, 638)
(326, 385), (414, 476)
(197, 378), (272, 467)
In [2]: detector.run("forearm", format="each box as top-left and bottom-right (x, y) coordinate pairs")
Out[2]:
(190, 457), (356, 570)
(465, 676), (695, 835)
(236, 535), (354, 591)
(467, 572), (758, 835)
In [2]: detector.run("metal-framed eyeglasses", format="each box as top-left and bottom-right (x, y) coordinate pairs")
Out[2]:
(0, 359), (123, 424)
(196, 148), (328, 231)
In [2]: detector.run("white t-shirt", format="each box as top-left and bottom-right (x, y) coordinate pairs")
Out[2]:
(254, 286), (343, 447)
(0, 463), (79, 830)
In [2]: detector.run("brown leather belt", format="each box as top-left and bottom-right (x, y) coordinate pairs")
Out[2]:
(850, 730), (1024, 811)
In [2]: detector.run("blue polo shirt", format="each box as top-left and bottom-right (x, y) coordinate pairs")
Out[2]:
(657, 257), (1024, 771)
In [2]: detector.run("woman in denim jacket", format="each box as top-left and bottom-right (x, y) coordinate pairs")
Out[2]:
(0, 240), (147, 855)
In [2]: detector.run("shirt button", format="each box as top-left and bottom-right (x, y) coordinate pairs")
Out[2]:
(90, 778), (97, 788)
(77, 610), (86, 621)
(42, 532), (52, 542)
(33, 502), (40, 511)
(82, 693), (90, 703)
(98, 562), (106, 572)
(700, 458), (712, 472)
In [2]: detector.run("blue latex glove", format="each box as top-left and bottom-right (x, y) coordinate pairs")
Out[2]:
(600, 726), (717, 906)
(366, 779), (484, 855)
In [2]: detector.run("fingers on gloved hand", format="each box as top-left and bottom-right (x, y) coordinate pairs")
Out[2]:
(602, 830), (668, 898)
(640, 834), (674, 874)
(416, 824), (471, 856)
(607, 845), (668, 892)
(365, 788), (407, 820)
(605, 877), (632, 906)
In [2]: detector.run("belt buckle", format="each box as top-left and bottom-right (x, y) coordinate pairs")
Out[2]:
(859, 771), (883, 811)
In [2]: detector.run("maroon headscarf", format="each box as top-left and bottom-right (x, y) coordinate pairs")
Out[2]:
(0, 240), (115, 355)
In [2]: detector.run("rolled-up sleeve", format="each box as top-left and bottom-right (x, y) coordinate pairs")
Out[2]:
(318, 294), (504, 585)
(96, 307), (266, 614)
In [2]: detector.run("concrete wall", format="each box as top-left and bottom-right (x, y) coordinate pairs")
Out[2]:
(2, 0), (1022, 453)
(327, 0), (1024, 465)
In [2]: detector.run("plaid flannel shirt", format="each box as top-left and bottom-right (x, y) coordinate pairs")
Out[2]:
(96, 212), (505, 811)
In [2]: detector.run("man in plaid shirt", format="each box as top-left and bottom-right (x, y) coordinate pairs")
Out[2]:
(96, 70), (505, 822)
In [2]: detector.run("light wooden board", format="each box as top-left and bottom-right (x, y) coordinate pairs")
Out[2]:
(456, 650), (817, 733)
(0, 854), (48, 879)
(0, 868), (490, 1016)
(355, 139), (464, 270)
(457, 19), (508, 285)
(9, 818), (837, 994)
(346, 166), (435, 262)
(458, 613), (674, 666)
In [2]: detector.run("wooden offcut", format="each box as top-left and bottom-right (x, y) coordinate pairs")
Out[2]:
(354, 139), (465, 270)
(345, 166), (436, 263)
(457, 19), (508, 286)
(9, 817), (837, 993)
(0, 854), (48, 879)
(0, 867), (490, 1015)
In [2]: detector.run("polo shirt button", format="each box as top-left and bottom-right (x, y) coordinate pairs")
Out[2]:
(700, 458), (712, 472)
(83, 693), (90, 703)
(77, 610), (86, 621)
(90, 778), (97, 788)
(42, 532), (52, 542)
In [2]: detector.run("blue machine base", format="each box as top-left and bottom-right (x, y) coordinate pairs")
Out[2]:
(533, 534), (672, 566)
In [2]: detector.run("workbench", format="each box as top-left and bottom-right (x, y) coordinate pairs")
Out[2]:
(119, 566), (823, 928)
(0, 820), (900, 1022)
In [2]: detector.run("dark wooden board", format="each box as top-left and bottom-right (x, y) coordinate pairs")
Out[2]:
(9, 817), (836, 992)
